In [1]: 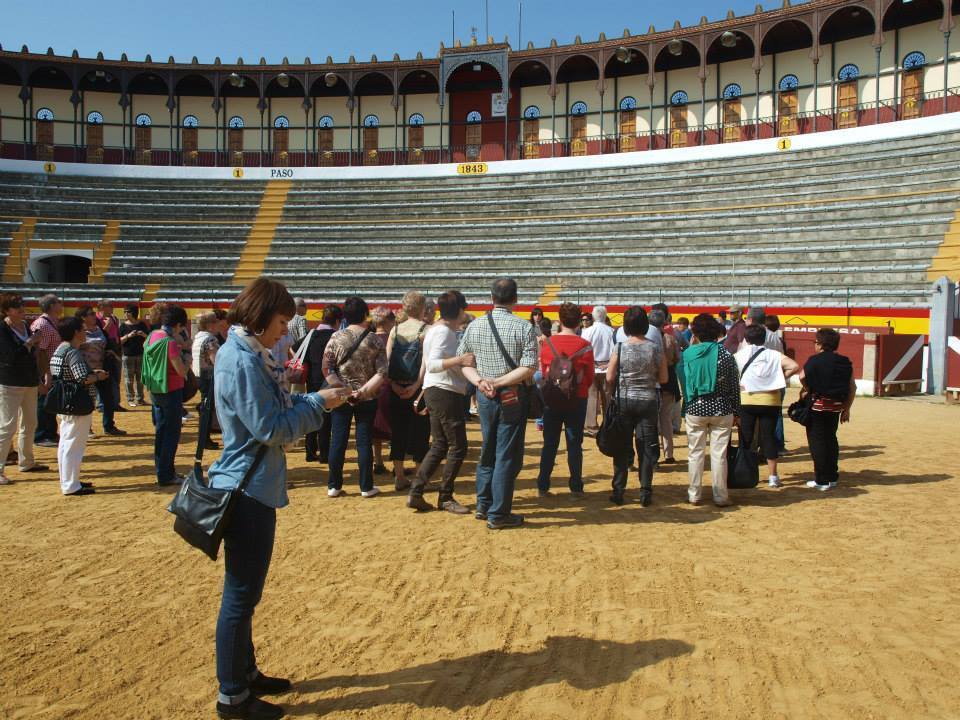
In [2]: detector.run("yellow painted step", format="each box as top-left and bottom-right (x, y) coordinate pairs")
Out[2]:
(928, 207), (960, 281)
(142, 283), (162, 303)
(234, 182), (292, 284)
(2, 218), (37, 282)
(538, 283), (563, 306)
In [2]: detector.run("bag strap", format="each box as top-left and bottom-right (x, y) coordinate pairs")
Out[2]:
(570, 344), (591, 360)
(338, 328), (371, 370)
(740, 347), (765, 377)
(543, 335), (565, 361)
(237, 444), (269, 493)
(612, 343), (622, 403)
(291, 329), (314, 365)
(486, 311), (518, 371)
(193, 387), (214, 472)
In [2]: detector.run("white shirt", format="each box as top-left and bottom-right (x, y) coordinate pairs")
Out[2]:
(645, 325), (664, 350)
(735, 346), (786, 392)
(582, 322), (615, 366)
(423, 324), (467, 395)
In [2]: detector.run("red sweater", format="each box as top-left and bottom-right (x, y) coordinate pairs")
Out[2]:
(539, 334), (595, 399)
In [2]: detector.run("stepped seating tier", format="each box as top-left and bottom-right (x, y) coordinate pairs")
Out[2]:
(0, 127), (958, 309)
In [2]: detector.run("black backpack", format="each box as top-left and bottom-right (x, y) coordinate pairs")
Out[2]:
(541, 336), (591, 411)
(388, 323), (427, 383)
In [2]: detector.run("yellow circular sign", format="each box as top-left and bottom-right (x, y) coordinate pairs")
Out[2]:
(43, 162), (57, 173)
(232, 167), (244, 178)
(777, 138), (792, 151)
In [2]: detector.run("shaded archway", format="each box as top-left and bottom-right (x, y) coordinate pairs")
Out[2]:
(28, 66), (72, 90)
(28, 253), (91, 284)
(398, 69), (440, 96)
(353, 71), (394, 97)
(556, 54), (600, 84)
(654, 40), (700, 72)
(174, 74), (215, 97)
(0, 61), (21, 86)
(760, 19), (814, 55)
(219, 74), (259, 99)
(820, 6), (876, 44)
(882, 0), (943, 30)
(603, 47), (650, 79)
(706, 31), (755, 65)
(265, 73), (305, 99)
(309, 73), (350, 98)
(79, 68), (122, 93)
(128, 72), (167, 95)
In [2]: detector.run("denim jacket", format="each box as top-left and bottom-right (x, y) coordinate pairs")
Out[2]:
(208, 329), (326, 508)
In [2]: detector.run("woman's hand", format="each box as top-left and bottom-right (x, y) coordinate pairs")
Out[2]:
(317, 387), (349, 409)
(840, 408), (851, 424)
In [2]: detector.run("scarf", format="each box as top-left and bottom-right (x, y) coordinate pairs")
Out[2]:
(234, 325), (293, 408)
(683, 341), (719, 401)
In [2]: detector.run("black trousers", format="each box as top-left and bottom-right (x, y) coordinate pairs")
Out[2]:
(388, 387), (430, 463)
(738, 405), (780, 460)
(806, 411), (841, 485)
(411, 387), (468, 502)
(305, 381), (331, 462)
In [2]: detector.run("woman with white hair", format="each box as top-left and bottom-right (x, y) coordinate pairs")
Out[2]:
(581, 304), (615, 437)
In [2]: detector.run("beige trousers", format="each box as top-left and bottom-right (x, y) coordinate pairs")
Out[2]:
(0, 384), (38, 471)
(685, 413), (733, 504)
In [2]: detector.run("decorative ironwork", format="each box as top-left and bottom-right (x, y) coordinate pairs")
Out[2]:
(86, 111), (103, 124)
(570, 101), (588, 115)
(779, 74), (799, 91)
(523, 105), (541, 119)
(722, 83), (742, 100)
(838, 64), (860, 82)
(363, 114), (380, 127)
(318, 115), (334, 128)
(903, 52), (926, 70)
(135, 113), (152, 127)
(36, 107), (54, 121)
(273, 115), (290, 129)
(619, 96), (637, 111)
(182, 115), (199, 128)
(670, 91), (688, 106)
(228, 116), (244, 129)
(408, 113), (425, 126)
(466, 110), (482, 123)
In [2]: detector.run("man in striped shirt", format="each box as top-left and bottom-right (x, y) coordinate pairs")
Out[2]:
(458, 278), (538, 530)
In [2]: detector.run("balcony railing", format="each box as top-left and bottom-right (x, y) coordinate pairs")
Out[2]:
(2, 88), (958, 169)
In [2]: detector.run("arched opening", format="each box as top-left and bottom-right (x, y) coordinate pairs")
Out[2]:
(174, 75), (214, 165)
(445, 61), (512, 162)
(820, 6), (876, 44)
(556, 55), (600, 156)
(220, 75), (259, 164)
(399, 70), (439, 163)
(654, 40), (700, 73)
(883, 0), (942, 31)
(264, 74), (304, 166)
(354, 72), (393, 165)
(760, 20), (815, 56)
(706, 31), (755, 65)
(603, 49), (649, 152)
(27, 252), (92, 284)
(509, 60), (552, 158)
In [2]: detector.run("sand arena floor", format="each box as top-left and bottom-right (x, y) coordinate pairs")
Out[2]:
(1, 390), (958, 720)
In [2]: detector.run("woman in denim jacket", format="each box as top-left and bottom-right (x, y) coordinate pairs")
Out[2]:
(208, 278), (347, 720)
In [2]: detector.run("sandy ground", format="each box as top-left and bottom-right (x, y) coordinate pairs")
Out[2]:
(1, 390), (958, 720)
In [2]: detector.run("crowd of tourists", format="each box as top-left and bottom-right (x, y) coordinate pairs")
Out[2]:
(0, 279), (858, 719)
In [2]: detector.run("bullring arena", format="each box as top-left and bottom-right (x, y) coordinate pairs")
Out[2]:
(2, 0), (960, 717)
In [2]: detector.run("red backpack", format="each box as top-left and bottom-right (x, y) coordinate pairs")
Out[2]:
(541, 336), (591, 411)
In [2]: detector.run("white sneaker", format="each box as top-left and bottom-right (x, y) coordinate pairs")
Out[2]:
(0, 474), (10, 485)
(128, 401), (137, 407)
(327, 487), (344, 498)
(805, 480), (837, 491)
(768, 476), (781, 488)
(360, 487), (381, 498)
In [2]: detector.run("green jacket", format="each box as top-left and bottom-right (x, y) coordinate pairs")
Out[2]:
(682, 342), (719, 402)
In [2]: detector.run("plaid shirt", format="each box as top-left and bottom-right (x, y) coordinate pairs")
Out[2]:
(288, 314), (308, 343)
(458, 307), (538, 379)
(29, 313), (60, 356)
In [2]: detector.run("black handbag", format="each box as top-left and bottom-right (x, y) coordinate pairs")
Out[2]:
(787, 393), (815, 427)
(727, 443), (760, 489)
(167, 392), (268, 561)
(596, 344), (632, 458)
(44, 378), (95, 416)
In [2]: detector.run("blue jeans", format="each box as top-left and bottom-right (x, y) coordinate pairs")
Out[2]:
(774, 388), (786, 449)
(328, 399), (376, 492)
(537, 398), (587, 492)
(216, 492), (276, 704)
(151, 388), (183, 484)
(476, 392), (527, 522)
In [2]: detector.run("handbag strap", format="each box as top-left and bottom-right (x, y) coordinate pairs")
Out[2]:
(338, 328), (371, 371)
(614, 343), (622, 403)
(236, 444), (269, 494)
(193, 386), (214, 471)
(740, 347), (765, 377)
(486, 311), (518, 371)
(291, 329), (314, 365)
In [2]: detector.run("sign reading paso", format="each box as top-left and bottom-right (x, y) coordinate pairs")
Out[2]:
(457, 162), (488, 175)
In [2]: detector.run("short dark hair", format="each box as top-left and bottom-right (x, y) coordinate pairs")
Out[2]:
(161, 305), (188, 328)
(0, 293), (23, 314)
(718, 310), (727, 320)
(677, 317), (690, 327)
(538, 318), (552, 337)
(764, 315), (780, 332)
(691, 312), (723, 342)
(39, 294), (62, 313)
(342, 296), (369, 325)
(437, 291), (463, 321)
(745, 324), (767, 346)
(558, 302), (581, 329)
(621, 306), (649, 337)
(75, 305), (95, 319)
(491, 278), (518, 305)
(648, 309), (666, 329)
(321, 304), (343, 326)
(816, 327), (841, 352)
(227, 277), (296, 334)
(124, 304), (139, 318)
(212, 308), (228, 321)
(451, 290), (467, 310)
(651, 302), (669, 316)
(58, 317), (83, 342)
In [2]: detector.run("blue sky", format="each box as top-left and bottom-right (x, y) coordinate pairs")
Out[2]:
(2, 0), (808, 64)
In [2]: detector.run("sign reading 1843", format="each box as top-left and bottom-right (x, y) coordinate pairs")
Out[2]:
(457, 162), (488, 175)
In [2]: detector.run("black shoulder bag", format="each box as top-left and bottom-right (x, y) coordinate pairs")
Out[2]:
(728, 348), (766, 489)
(44, 350), (95, 417)
(486, 312), (540, 422)
(596, 344), (632, 457)
(167, 391), (268, 561)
